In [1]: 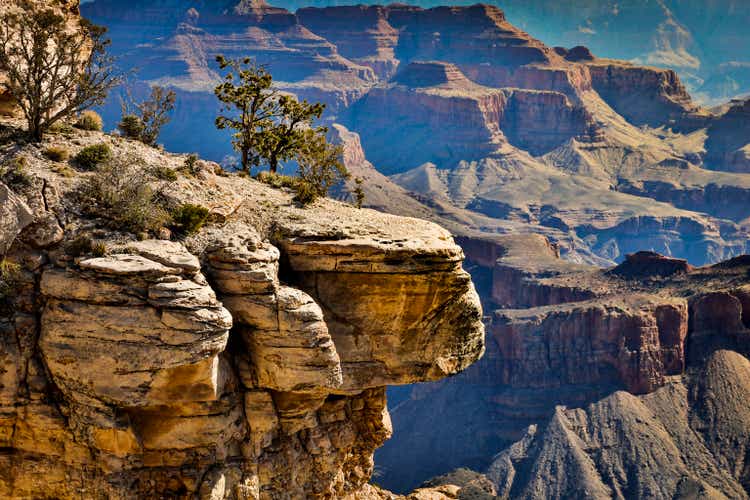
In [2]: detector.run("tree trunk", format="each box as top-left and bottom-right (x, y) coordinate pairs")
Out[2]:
(269, 157), (278, 174)
(29, 118), (43, 143)
(241, 148), (249, 173)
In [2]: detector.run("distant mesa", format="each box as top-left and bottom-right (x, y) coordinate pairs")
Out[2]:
(610, 250), (694, 278)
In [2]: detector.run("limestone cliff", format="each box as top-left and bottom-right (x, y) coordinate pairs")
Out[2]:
(0, 120), (484, 498)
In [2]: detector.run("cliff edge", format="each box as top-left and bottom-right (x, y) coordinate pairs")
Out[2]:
(0, 119), (484, 499)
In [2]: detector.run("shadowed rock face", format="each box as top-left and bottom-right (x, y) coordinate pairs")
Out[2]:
(0, 124), (484, 499)
(705, 98), (750, 173)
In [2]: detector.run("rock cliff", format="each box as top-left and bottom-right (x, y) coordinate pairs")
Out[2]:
(0, 121), (484, 498)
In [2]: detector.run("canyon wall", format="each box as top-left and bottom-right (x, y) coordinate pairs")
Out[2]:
(378, 234), (750, 497)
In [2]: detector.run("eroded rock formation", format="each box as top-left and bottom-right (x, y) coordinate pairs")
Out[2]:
(0, 123), (484, 498)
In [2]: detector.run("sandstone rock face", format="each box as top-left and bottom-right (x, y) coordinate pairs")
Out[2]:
(0, 129), (484, 498)
(705, 98), (750, 173)
(347, 62), (591, 173)
(297, 5), (400, 79)
(485, 350), (750, 499)
(492, 296), (688, 395)
(0, 182), (33, 254)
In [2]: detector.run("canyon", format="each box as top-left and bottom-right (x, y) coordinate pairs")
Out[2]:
(379, 236), (750, 497)
(81, 0), (750, 268)
(2, 1), (750, 498)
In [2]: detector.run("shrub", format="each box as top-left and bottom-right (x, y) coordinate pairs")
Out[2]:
(75, 143), (112, 170)
(64, 235), (106, 257)
(0, 258), (20, 301)
(118, 114), (145, 140)
(0, 156), (34, 190)
(293, 132), (349, 206)
(43, 146), (70, 162)
(256, 171), (297, 189)
(292, 179), (318, 206)
(149, 165), (178, 182)
(178, 153), (200, 176)
(75, 110), (104, 131)
(78, 157), (171, 233)
(47, 121), (75, 135)
(119, 86), (176, 145)
(171, 203), (209, 235)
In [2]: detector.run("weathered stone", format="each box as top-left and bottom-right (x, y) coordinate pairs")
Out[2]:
(79, 254), (181, 277)
(0, 181), (34, 254)
(127, 239), (201, 273)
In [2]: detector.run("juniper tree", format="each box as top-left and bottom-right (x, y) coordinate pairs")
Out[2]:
(0, 2), (120, 141)
(119, 85), (176, 146)
(214, 56), (330, 174)
(261, 96), (325, 173)
(214, 56), (281, 172)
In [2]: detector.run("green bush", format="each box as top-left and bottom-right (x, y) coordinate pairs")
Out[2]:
(150, 165), (178, 182)
(118, 114), (145, 140)
(74, 111), (104, 131)
(0, 258), (20, 302)
(48, 122), (75, 135)
(78, 157), (171, 234)
(0, 156), (34, 190)
(64, 235), (107, 257)
(75, 143), (112, 170)
(43, 146), (70, 162)
(293, 132), (348, 206)
(256, 171), (297, 189)
(292, 179), (318, 206)
(178, 153), (200, 176)
(172, 203), (209, 235)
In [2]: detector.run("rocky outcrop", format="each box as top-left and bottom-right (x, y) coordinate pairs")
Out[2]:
(609, 250), (693, 278)
(0, 182), (33, 253)
(586, 61), (709, 129)
(0, 124), (484, 498)
(492, 295), (688, 394)
(486, 350), (750, 499)
(346, 62), (591, 172)
(346, 62), (507, 173)
(297, 5), (400, 79)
